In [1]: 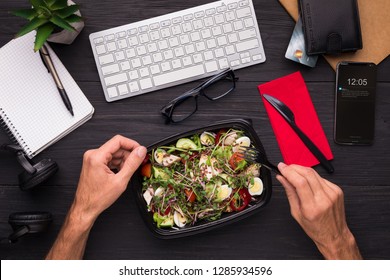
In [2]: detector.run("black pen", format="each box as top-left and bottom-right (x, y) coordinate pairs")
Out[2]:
(39, 44), (74, 116)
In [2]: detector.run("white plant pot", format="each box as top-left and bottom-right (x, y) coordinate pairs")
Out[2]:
(47, 0), (84, 45)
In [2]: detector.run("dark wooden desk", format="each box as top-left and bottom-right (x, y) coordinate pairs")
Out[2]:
(1, 0), (389, 260)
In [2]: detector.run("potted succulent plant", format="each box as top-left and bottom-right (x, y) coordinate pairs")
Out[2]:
(12, 0), (84, 51)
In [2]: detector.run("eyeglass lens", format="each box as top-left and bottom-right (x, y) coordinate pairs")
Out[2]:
(203, 75), (235, 100)
(170, 95), (197, 122)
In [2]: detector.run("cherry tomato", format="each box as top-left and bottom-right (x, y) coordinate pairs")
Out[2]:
(184, 188), (196, 203)
(215, 129), (227, 145)
(229, 152), (244, 170)
(230, 188), (251, 212)
(140, 162), (152, 178)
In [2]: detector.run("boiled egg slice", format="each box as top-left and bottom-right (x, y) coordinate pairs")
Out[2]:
(233, 136), (251, 152)
(154, 149), (167, 165)
(154, 187), (165, 197)
(143, 187), (154, 206)
(200, 132), (216, 146)
(216, 184), (232, 202)
(248, 177), (264, 196)
(173, 211), (187, 228)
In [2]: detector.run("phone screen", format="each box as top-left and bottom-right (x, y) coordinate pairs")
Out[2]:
(334, 62), (377, 145)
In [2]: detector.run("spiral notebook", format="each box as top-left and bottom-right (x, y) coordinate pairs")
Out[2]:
(0, 32), (94, 158)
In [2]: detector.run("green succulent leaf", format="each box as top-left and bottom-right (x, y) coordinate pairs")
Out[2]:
(50, 14), (76, 31)
(15, 17), (48, 38)
(30, 0), (47, 9)
(65, 14), (83, 23)
(50, 0), (69, 10)
(55, 5), (80, 18)
(34, 22), (55, 51)
(43, 0), (57, 7)
(11, 9), (38, 20)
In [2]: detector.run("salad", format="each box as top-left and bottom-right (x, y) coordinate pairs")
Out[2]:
(140, 128), (264, 229)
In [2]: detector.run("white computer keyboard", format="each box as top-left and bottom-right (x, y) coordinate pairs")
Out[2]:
(89, 0), (266, 102)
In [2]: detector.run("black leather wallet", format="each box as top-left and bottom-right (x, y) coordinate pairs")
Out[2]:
(299, 0), (363, 55)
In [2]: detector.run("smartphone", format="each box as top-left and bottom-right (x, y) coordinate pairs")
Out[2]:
(334, 62), (377, 145)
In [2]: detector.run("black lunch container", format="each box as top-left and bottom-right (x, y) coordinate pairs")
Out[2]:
(130, 119), (272, 238)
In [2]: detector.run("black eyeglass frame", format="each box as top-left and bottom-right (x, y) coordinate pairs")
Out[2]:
(161, 69), (238, 123)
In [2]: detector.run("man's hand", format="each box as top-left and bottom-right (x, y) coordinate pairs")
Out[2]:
(46, 135), (146, 259)
(73, 135), (147, 226)
(277, 162), (362, 260)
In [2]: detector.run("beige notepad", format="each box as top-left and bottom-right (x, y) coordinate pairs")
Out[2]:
(279, 0), (390, 70)
(0, 31), (94, 158)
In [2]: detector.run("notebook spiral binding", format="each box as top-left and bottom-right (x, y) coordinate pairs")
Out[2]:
(0, 108), (33, 157)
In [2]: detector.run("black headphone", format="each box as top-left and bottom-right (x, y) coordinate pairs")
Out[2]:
(1, 211), (53, 244)
(1, 144), (59, 191)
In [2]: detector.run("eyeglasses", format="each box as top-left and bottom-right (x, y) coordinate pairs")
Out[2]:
(161, 69), (238, 123)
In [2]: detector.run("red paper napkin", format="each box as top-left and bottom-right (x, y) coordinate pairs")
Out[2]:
(258, 71), (333, 167)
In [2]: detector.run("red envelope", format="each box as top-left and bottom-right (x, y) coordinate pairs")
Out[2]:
(258, 71), (333, 166)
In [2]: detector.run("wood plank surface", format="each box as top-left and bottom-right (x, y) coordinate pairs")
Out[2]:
(0, 0), (389, 259)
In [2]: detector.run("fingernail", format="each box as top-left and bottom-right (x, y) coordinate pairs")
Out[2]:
(137, 146), (147, 158)
(278, 162), (287, 169)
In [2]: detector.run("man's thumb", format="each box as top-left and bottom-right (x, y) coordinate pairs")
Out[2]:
(118, 146), (147, 183)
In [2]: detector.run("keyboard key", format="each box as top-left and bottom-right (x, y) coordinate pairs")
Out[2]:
(128, 81), (140, 92)
(125, 48), (136, 58)
(129, 70), (139, 80)
(153, 65), (205, 86)
(179, 34), (190, 44)
(185, 44), (195, 54)
(219, 58), (229, 69)
(120, 61), (131, 71)
(205, 61), (218, 72)
(150, 22), (160, 30)
(206, 38), (217, 49)
(204, 17), (214, 27)
(183, 14), (193, 21)
(169, 37), (179, 47)
(193, 20), (203, 30)
(190, 31), (201, 42)
(196, 41), (206, 52)
(139, 25), (148, 33)
(212, 26), (222, 36)
(217, 5), (227, 13)
(182, 22), (192, 32)
(201, 28), (212, 39)
(117, 39), (128, 49)
(128, 28), (138, 35)
(98, 53), (114, 65)
(228, 33), (238, 43)
(128, 36), (139, 46)
(131, 58), (142, 68)
(226, 11), (235, 21)
(152, 52), (163, 62)
(161, 28), (171, 38)
(244, 17), (254, 27)
(117, 31), (126, 38)
(252, 54), (262, 61)
(174, 46), (185, 57)
(105, 34), (115, 41)
(161, 61), (171, 72)
(150, 30), (160, 41)
(204, 51), (214, 61)
(236, 38), (260, 52)
(158, 39), (169, 50)
(172, 16), (182, 24)
(163, 49), (174, 60)
(106, 42), (117, 52)
(239, 0), (249, 7)
(236, 7), (251, 18)
(139, 67), (150, 77)
(231, 60), (240, 67)
(225, 45), (235, 55)
(172, 59), (182, 69)
(140, 78), (153, 90)
(94, 37), (104, 44)
(214, 14), (224, 24)
(107, 87), (118, 98)
(223, 23), (233, 33)
(114, 51), (125, 61)
(104, 73), (128, 86)
(172, 25), (182, 35)
(205, 8), (216, 16)
(234, 20), (244, 31)
(214, 48), (224, 58)
(217, 35), (228, 46)
(161, 20), (171, 27)
(96, 44), (106, 55)
(118, 84), (129, 95)
(182, 56), (192, 66)
(147, 42), (158, 53)
(136, 45), (147, 56)
(102, 64), (120, 75)
(192, 54), (203, 63)
(239, 28), (256, 40)
(194, 11), (204, 18)
(150, 65), (161, 74)
(139, 33), (149, 44)
(142, 55), (152, 65)
(228, 3), (238, 10)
